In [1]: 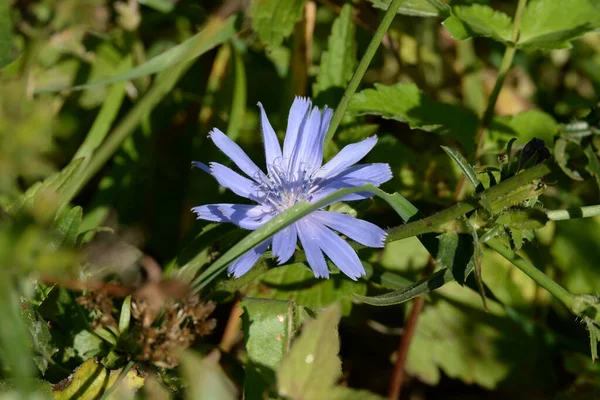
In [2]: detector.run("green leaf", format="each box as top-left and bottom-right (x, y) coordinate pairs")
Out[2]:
(53, 359), (144, 400)
(405, 284), (556, 389)
(179, 351), (238, 400)
(355, 232), (475, 306)
(441, 146), (482, 191)
(329, 387), (386, 400)
(348, 83), (478, 152)
(554, 138), (585, 181)
(442, 5), (512, 43)
(6, 158), (84, 217)
(118, 296), (132, 334)
(73, 56), (133, 161)
(138, 0), (176, 13)
(241, 298), (303, 399)
(488, 110), (558, 151)
(35, 16), (237, 92)
(227, 43), (247, 141)
(23, 303), (57, 375)
(368, 0), (448, 17)
(51, 205), (83, 249)
(313, 4), (356, 103)
(518, 0), (600, 50)
(251, 0), (306, 48)
(277, 303), (342, 400)
(0, 0), (18, 68)
(584, 144), (600, 192)
(248, 264), (367, 316)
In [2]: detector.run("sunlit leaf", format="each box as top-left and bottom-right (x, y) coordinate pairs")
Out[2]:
(251, 0), (305, 48)
(313, 4), (356, 104)
(348, 83), (478, 152)
(277, 303), (341, 400)
(0, 0), (18, 68)
(179, 351), (238, 400)
(368, 0), (448, 17)
(518, 0), (600, 50)
(443, 5), (512, 43)
(53, 359), (144, 400)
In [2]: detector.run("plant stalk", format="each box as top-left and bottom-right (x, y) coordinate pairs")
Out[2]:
(323, 0), (406, 147)
(486, 238), (576, 310)
(473, 0), (528, 159)
(546, 205), (600, 221)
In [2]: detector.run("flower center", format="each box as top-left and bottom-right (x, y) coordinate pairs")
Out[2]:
(255, 161), (316, 212)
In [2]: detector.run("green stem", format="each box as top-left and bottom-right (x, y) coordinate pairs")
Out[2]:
(386, 161), (553, 243)
(546, 205), (600, 221)
(474, 0), (528, 159)
(486, 238), (576, 310)
(323, 0), (406, 147)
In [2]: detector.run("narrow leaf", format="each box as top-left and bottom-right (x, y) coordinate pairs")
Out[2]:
(119, 296), (132, 334)
(35, 16), (236, 92)
(441, 146), (482, 191)
(51, 205), (83, 249)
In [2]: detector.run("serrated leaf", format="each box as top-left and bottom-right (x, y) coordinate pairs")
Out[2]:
(348, 83), (478, 152)
(443, 5), (512, 43)
(53, 359), (144, 400)
(495, 208), (548, 230)
(51, 205), (82, 249)
(179, 351), (238, 400)
(0, 0), (18, 68)
(313, 4), (356, 103)
(277, 303), (342, 400)
(241, 298), (300, 399)
(251, 0), (306, 48)
(248, 264), (366, 315)
(519, 0), (600, 50)
(441, 146), (482, 191)
(6, 158), (84, 217)
(584, 144), (600, 193)
(488, 110), (558, 151)
(554, 138), (584, 181)
(35, 16), (236, 92)
(368, 0), (448, 17)
(405, 284), (555, 389)
(23, 304), (57, 375)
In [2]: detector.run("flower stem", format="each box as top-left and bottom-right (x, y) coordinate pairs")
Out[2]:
(323, 0), (406, 147)
(473, 0), (528, 159)
(546, 205), (600, 221)
(386, 161), (553, 243)
(485, 238), (576, 311)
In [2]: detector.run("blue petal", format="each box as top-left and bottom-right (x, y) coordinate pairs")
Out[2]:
(257, 102), (283, 175)
(272, 223), (298, 264)
(192, 204), (272, 230)
(297, 219), (329, 278)
(314, 136), (378, 180)
(209, 162), (263, 201)
(227, 240), (271, 278)
(311, 163), (392, 202)
(192, 161), (210, 173)
(209, 128), (266, 181)
(310, 211), (386, 248)
(283, 97), (311, 163)
(291, 105), (324, 176)
(307, 220), (365, 280)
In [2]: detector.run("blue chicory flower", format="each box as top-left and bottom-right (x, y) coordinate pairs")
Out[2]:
(192, 97), (391, 280)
